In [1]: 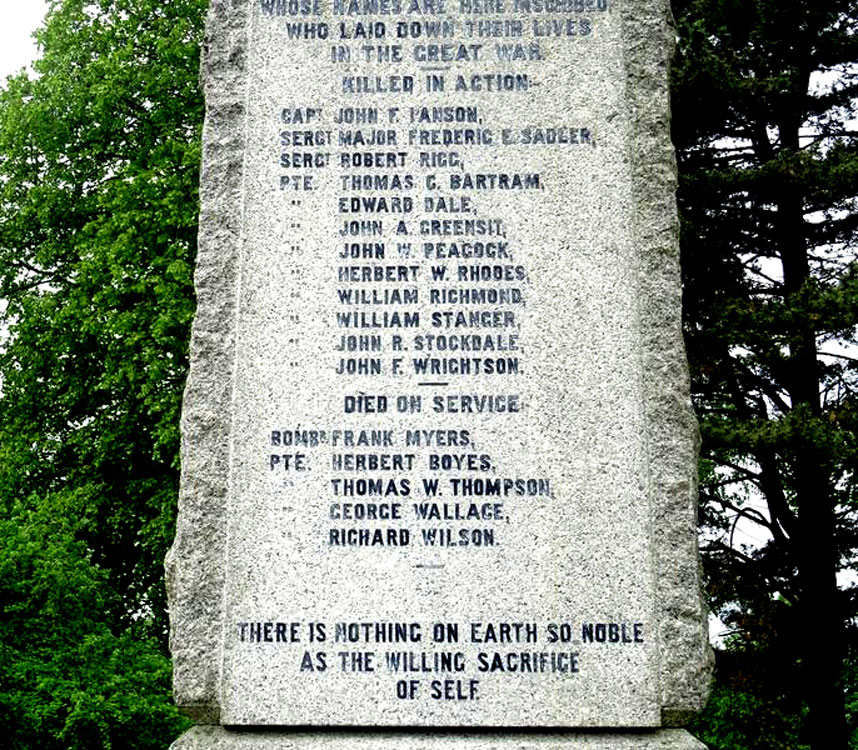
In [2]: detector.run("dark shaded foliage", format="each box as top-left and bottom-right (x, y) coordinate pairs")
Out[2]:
(672, 0), (858, 746)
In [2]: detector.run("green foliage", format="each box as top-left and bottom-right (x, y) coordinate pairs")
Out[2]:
(0, 0), (206, 637)
(690, 679), (805, 750)
(0, 0), (205, 747)
(0, 503), (191, 749)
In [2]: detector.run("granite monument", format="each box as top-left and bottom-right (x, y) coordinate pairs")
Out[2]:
(166, 0), (712, 746)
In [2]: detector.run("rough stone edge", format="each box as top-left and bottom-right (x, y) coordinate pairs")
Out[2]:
(622, 0), (714, 726)
(171, 727), (706, 750)
(165, 0), (252, 724)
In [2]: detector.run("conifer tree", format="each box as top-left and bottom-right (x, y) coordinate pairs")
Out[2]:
(672, 1), (858, 746)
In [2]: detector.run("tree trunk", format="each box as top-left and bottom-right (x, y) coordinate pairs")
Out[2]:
(776, 137), (847, 746)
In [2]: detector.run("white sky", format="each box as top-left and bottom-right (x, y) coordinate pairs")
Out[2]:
(0, 3), (50, 81)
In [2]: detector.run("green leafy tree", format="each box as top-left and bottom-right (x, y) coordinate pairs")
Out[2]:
(0, 0), (205, 637)
(671, 0), (858, 747)
(0, 0), (205, 746)
(0, 503), (190, 749)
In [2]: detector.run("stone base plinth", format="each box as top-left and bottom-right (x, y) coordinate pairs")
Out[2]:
(172, 728), (706, 750)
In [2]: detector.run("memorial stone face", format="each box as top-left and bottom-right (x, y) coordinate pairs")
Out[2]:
(167, 0), (711, 742)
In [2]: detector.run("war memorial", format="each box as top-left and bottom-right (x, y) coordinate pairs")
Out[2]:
(166, 0), (713, 746)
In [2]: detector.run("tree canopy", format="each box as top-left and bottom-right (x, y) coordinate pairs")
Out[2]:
(0, 0), (205, 745)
